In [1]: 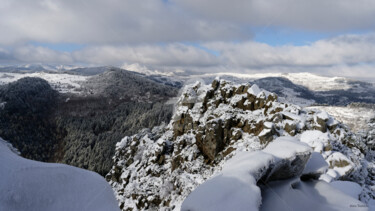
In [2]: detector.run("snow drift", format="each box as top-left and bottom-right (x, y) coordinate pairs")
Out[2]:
(0, 138), (120, 211)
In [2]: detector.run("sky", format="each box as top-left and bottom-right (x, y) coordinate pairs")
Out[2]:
(0, 0), (375, 78)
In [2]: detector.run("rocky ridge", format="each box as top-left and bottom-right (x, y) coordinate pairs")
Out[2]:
(107, 79), (375, 210)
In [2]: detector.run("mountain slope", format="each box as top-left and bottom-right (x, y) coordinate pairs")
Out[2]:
(0, 68), (178, 176)
(0, 77), (59, 161)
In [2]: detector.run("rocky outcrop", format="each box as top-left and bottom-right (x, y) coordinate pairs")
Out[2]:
(172, 80), (278, 161)
(107, 79), (372, 210)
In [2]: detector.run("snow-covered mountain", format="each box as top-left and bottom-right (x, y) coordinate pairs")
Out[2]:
(0, 66), (182, 94)
(0, 138), (120, 211)
(106, 79), (375, 210)
(0, 72), (89, 93)
(1, 65), (374, 107)
(0, 64), (82, 73)
(192, 72), (364, 91)
(123, 69), (375, 106)
(186, 72), (375, 107)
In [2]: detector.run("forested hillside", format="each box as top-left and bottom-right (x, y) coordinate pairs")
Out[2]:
(0, 69), (178, 175)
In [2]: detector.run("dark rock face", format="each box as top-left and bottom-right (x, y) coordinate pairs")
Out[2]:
(196, 119), (224, 160)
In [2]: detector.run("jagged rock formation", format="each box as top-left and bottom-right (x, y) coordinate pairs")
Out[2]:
(107, 79), (375, 210)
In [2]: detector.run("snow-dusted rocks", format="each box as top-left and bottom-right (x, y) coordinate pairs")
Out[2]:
(300, 130), (333, 153)
(0, 138), (120, 211)
(326, 152), (355, 177)
(181, 137), (312, 211)
(107, 79), (374, 210)
(172, 79), (278, 160)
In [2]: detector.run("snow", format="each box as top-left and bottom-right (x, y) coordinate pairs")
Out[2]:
(181, 174), (261, 211)
(319, 174), (334, 183)
(222, 151), (276, 181)
(0, 138), (120, 211)
(0, 72), (90, 93)
(182, 136), (368, 211)
(262, 137), (311, 159)
(109, 79), (374, 210)
(300, 130), (331, 153)
(248, 84), (261, 96)
(302, 152), (329, 176)
(330, 181), (363, 199)
(307, 105), (375, 132)
(182, 138), (313, 211)
(317, 111), (330, 120)
(261, 178), (368, 211)
(263, 121), (274, 129)
(181, 151), (274, 211)
(192, 72), (354, 91)
(325, 152), (355, 177)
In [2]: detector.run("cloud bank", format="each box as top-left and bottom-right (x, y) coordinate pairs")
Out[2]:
(0, 0), (375, 79)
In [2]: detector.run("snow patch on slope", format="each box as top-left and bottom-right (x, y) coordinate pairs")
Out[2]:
(0, 72), (89, 93)
(307, 105), (375, 132)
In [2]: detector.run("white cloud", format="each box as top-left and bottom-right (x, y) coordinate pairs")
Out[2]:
(0, 0), (247, 45)
(13, 45), (73, 64)
(176, 0), (375, 32)
(206, 33), (375, 68)
(72, 43), (218, 67)
(1, 32), (375, 79)
(1, 0), (375, 46)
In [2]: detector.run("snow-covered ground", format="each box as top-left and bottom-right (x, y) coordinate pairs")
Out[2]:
(182, 137), (368, 211)
(0, 72), (90, 93)
(307, 106), (375, 132)
(0, 138), (120, 211)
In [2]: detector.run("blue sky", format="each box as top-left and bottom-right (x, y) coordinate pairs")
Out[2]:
(1, 0), (375, 78)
